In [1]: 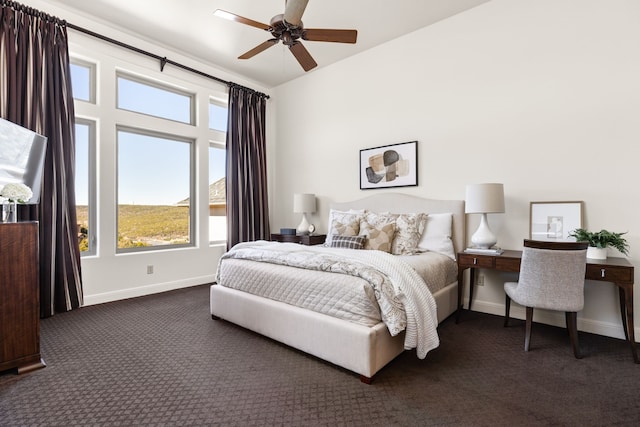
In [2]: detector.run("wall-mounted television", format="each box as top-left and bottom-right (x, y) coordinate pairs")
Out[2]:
(0, 118), (48, 204)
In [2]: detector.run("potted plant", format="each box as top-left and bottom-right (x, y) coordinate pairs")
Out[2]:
(568, 228), (630, 259)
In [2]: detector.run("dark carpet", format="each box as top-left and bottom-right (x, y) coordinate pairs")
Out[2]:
(1, 284), (640, 426)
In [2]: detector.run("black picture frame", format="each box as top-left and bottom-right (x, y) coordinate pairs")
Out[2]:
(359, 141), (418, 190)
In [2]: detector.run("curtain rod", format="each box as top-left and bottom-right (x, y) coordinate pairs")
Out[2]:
(1, 0), (270, 99)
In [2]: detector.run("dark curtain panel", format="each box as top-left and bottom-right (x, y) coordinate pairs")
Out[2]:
(0, 0), (83, 317)
(226, 85), (270, 249)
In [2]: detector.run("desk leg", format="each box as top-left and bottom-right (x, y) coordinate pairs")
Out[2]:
(618, 284), (639, 363)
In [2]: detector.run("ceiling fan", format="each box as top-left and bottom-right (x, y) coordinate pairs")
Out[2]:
(214, 0), (358, 72)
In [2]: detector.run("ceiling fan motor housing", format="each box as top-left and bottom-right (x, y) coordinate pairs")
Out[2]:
(270, 14), (304, 45)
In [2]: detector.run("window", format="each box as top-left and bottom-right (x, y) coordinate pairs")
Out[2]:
(209, 100), (228, 132)
(70, 60), (95, 103)
(117, 74), (194, 124)
(72, 45), (230, 257)
(208, 98), (228, 244)
(117, 129), (194, 251)
(75, 119), (96, 255)
(208, 143), (226, 243)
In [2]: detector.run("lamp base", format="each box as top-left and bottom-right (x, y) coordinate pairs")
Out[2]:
(297, 213), (310, 235)
(470, 213), (497, 249)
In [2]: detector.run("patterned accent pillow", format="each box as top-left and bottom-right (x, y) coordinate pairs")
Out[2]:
(391, 213), (428, 255)
(324, 210), (364, 246)
(363, 211), (397, 228)
(330, 234), (366, 250)
(330, 219), (360, 238)
(360, 221), (396, 253)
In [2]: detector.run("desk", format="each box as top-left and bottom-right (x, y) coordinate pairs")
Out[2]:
(456, 250), (637, 363)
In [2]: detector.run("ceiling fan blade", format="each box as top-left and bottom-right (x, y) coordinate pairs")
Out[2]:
(213, 9), (270, 31)
(289, 41), (317, 71)
(238, 39), (279, 59)
(284, 0), (309, 26)
(303, 29), (358, 44)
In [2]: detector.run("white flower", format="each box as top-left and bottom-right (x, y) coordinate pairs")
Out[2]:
(0, 183), (33, 204)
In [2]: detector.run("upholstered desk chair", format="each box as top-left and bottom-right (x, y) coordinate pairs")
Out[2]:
(504, 239), (588, 358)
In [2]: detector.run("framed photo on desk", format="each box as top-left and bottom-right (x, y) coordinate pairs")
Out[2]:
(529, 201), (583, 241)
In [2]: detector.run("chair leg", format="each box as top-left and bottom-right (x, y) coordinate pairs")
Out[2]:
(524, 307), (534, 352)
(566, 311), (582, 359)
(504, 294), (511, 327)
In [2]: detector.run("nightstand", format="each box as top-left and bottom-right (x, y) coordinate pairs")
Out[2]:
(271, 234), (326, 246)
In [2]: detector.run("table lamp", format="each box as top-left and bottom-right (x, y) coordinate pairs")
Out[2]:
(465, 183), (505, 249)
(294, 193), (316, 235)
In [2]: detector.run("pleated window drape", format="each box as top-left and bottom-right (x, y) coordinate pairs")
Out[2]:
(0, 0), (83, 317)
(225, 85), (270, 250)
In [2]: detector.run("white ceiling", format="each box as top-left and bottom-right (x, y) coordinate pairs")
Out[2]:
(47, 0), (490, 88)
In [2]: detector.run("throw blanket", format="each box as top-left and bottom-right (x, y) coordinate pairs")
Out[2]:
(217, 241), (440, 358)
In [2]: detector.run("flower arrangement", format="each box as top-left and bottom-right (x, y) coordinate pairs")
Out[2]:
(0, 183), (33, 204)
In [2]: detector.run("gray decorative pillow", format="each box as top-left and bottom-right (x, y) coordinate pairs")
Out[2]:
(330, 234), (366, 250)
(360, 221), (396, 253)
(392, 213), (428, 255)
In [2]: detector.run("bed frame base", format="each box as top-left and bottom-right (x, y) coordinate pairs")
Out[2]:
(210, 280), (457, 382)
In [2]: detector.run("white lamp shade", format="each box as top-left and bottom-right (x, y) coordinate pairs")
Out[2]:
(465, 183), (505, 214)
(293, 193), (316, 213)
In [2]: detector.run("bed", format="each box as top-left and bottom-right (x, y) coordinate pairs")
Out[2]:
(210, 193), (465, 383)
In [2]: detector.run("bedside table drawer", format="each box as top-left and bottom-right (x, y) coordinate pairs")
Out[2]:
(458, 254), (495, 268)
(585, 264), (633, 283)
(301, 234), (326, 246)
(271, 233), (301, 243)
(495, 257), (521, 272)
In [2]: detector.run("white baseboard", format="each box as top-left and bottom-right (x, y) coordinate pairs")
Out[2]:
(82, 275), (216, 307)
(468, 299), (629, 341)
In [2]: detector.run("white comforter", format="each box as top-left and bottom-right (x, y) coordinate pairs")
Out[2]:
(216, 241), (440, 358)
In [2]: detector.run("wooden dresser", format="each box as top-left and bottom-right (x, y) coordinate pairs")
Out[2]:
(0, 222), (46, 374)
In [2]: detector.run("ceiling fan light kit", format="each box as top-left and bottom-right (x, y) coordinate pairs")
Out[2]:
(214, 0), (357, 72)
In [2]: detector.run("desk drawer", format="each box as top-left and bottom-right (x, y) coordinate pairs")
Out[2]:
(458, 254), (495, 268)
(585, 264), (633, 283)
(495, 257), (521, 272)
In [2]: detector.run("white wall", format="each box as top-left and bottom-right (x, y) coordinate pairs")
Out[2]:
(271, 0), (640, 339)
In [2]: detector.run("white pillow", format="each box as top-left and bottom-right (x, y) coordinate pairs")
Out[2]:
(324, 209), (365, 246)
(417, 213), (455, 260)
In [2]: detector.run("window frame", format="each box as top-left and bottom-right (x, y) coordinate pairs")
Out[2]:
(115, 126), (196, 253)
(209, 97), (228, 135)
(208, 96), (227, 245)
(70, 58), (97, 104)
(75, 117), (98, 256)
(116, 72), (196, 125)
(208, 140), (226, 245)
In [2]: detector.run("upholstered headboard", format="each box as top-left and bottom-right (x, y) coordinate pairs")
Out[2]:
(330, 193), (465, 256)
